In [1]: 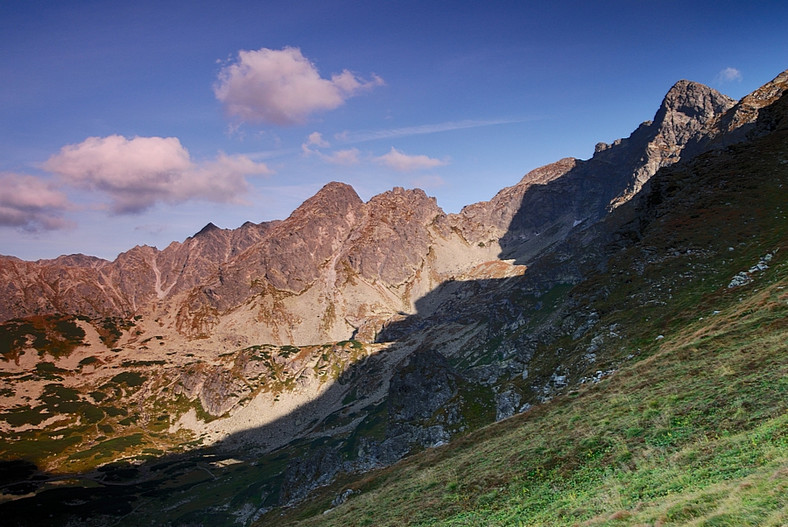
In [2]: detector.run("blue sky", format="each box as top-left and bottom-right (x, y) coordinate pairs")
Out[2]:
(1, 0), (786, 261)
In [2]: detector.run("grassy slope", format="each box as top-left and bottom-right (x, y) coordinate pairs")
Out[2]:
(265, 261), (787, 527)
(262, 122), (788, 525)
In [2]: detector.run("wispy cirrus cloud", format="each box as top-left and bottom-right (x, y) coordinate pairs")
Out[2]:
(301, 132), (360, 165)
(321, 148), (361, 165)
(0, 172), (73, 231)
(336, 118), (522, 144)
(214, 47), (384, 125)
(716, 67), (742, 83)
(44, 135), (271, 214)
(374, 147), (448, 172)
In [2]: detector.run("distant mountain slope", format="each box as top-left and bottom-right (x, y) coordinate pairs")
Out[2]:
(0, 220), (277, 321)
(258, 68), (788, 526)
(0, 76), (742, 347)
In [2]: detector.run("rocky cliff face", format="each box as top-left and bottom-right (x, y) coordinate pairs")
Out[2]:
(172, 183), (498, 345)
(0, 220), (276, 322)
(475, 80), (736, 264)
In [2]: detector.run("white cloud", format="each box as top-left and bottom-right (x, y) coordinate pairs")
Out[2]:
(321, 148), (361, 165)
(44, 135), (271, 214)
(337, 118), (521, 144)
(305, 131), (330, 148)
(214, 47), (384, 125)
(301, 132), (359, 165)
(374, 147), (448, 172)
(301, 131), (330, 155)
(0, 173), (73, 231)
(716, 67), (742, 83)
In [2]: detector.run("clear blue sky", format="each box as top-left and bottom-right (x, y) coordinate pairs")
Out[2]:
(1, 0), (786, 260)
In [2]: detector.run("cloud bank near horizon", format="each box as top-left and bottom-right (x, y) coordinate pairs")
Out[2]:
(0, 173), (73, 231)
(44, 135), (272, 214)
(336, 118), (522, 144)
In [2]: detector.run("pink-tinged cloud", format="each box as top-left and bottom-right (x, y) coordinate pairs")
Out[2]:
(0, 173), (73, 231)
(374, 147), (448, 172)
(301, 132), (360, 165)
(305, 131), (330, 148)
(44, 135), (271, 214)
(321, 148), (361, 165)
(214, 47), (384, 125)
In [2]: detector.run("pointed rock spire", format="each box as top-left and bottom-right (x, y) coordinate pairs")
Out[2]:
(651, 80), (735, 147)
(194, 222), (220, 237)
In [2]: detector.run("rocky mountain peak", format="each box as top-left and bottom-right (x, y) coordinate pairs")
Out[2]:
(341, 187), (446, 287)
(36, 253), (109, 268)
(657, 79), (735, 122)
(649, 79), (735, 151)
(194, 222), (221, 237)
(366, 187), (442, 222)
(294, 181), (363, 215)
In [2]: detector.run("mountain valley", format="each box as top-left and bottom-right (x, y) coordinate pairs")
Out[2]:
(1, 69), (787, 526)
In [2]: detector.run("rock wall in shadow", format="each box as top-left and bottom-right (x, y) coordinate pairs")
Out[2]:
(498, 78), (735, 265)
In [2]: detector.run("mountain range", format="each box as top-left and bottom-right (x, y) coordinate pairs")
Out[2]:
(1, 68), (786, 526)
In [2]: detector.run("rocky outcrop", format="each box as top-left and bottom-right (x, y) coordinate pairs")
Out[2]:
(711, 69), (788, 143)
(0, 220), (276, 322)
(342, 187), (446, 285)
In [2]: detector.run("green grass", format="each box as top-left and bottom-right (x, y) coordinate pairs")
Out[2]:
(109, 371), (147, 387)
(0, 315), (86, 361)
(263, 270), (787, 526)
(67, 433), (145, 462)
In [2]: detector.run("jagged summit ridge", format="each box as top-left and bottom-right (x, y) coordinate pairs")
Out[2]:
(712, 68), (788, 143)
(1, 72), (783, 340)
(290, 181), (363, 218)
(195, 222), (221, 236)
(648, 79), (735, 156)
(610, 78), (735, 204)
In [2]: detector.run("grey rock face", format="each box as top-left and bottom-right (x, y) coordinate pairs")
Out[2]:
(495, 389), (522, 421)
(491, 80), (735, 264)
(279, 446), (345, 506)
(342, 187), (445, 285)
(387, 349), (460, 423)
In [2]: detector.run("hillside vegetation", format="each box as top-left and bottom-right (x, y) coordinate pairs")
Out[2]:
(261, 108), (788, 526)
